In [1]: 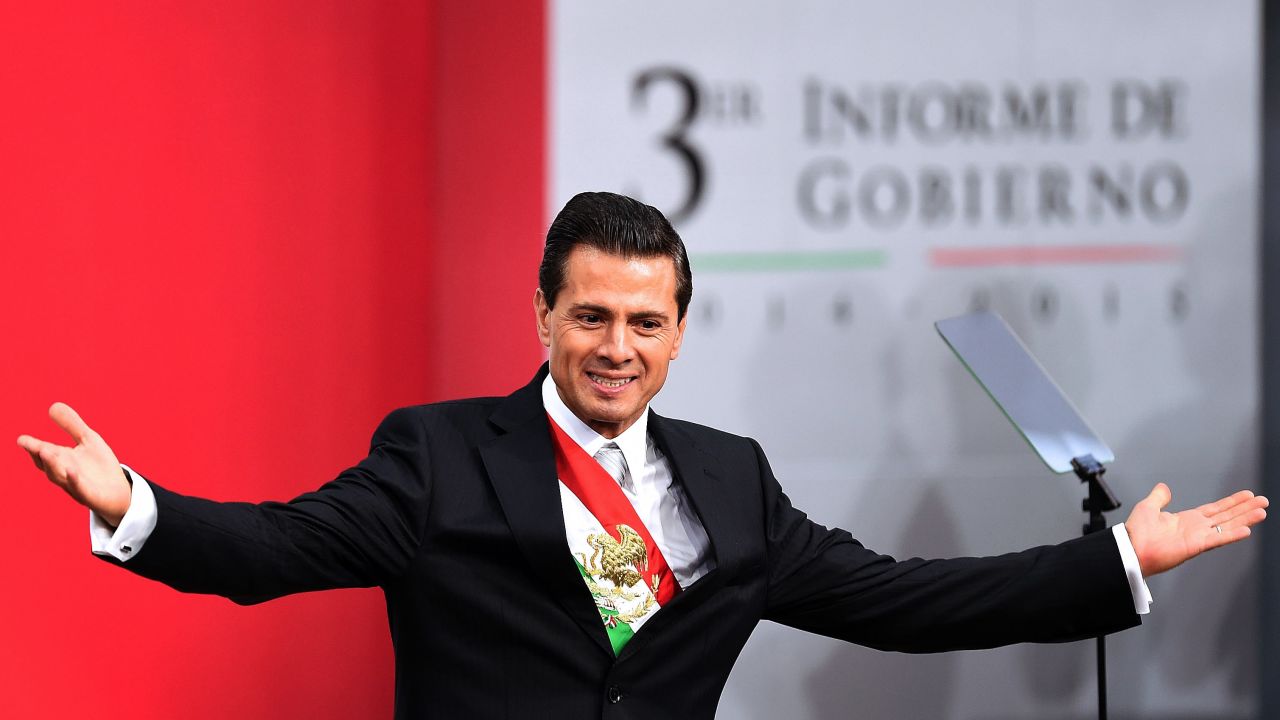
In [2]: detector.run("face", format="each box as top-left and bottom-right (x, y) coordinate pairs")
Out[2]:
(535, 245), (686, 438)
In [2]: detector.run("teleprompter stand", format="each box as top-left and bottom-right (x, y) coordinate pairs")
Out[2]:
(935, 312), (1122, 720)
(1072, 454), (1121, 720)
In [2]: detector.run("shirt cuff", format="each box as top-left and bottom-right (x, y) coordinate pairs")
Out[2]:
(1112, 523), (1153, 615)
(89, 464), (158, 562)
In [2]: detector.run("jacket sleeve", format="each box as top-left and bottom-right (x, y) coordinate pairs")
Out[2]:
(107, 407), (431, 605)
(755, 438), (1140, 652)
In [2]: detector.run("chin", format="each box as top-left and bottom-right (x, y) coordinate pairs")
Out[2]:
(588, 408), (629, 426)
(582, 404), (634, 428)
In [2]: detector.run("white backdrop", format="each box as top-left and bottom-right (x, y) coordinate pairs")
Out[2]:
(551, 1), (1259, 717)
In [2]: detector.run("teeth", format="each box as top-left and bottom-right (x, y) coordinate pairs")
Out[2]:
(590, 374), (634, 388)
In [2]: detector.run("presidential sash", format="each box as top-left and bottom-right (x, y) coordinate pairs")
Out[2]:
(547, 415), (680, 654)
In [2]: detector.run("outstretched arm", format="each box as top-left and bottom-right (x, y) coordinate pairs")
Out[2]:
(19, 400), (432, 603)
(1125, 483), (1268, 577)
(17, 402), (131, 526)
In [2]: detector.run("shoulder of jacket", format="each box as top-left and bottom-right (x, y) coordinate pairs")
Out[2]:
(655, 414), (758, 450)
(380, 396), (503, 428)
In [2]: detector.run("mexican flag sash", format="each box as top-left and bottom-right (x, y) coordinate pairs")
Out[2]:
(547, 414), (680, 654)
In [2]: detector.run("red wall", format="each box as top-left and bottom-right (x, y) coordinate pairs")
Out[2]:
(0, 2), (543, 716)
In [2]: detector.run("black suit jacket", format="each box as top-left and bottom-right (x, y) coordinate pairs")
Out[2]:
(118, 365), (1139, 719)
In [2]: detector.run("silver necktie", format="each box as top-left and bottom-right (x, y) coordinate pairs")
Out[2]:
(594, 442), (633, 492)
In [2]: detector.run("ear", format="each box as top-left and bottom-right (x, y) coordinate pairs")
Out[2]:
(670, 314), (687, 360)
(534, 288), (552, 348)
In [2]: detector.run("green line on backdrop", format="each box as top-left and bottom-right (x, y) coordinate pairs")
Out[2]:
(689, 249), (887, 273)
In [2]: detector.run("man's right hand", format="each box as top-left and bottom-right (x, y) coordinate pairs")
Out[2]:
(17, 403), (131, 527)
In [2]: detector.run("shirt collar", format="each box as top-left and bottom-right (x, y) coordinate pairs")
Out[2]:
(542, 373), (650, 474)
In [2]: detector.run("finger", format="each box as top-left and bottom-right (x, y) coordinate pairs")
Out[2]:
(1141, 483), (1172, 511)
(1197, 490), (1258, 519)
(17, 430), (54, 471)
(1213, 506), (1268, 533)
(49, 402), (94, 445)
(19, 434), (69, 459)
(17, 435), (49, 472)
(1207, 496), (1269, 527)
(1204, 524), (1252, 551)
(17, 434), (46, 455)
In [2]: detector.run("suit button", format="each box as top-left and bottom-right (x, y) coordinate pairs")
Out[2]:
(607, 685), (623, 704)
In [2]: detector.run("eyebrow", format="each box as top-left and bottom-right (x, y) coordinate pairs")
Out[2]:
(569, 303), (672, 323)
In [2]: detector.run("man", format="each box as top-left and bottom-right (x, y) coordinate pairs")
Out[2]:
(19, 192), (1269, 718)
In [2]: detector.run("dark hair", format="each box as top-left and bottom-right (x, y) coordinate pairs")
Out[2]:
(539, 191), (693, 320)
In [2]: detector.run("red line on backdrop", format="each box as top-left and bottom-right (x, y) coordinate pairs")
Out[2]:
(930, 244), (1183, 267)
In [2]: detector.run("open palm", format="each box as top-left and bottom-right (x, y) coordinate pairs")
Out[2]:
(1124, 482), (1268, 577)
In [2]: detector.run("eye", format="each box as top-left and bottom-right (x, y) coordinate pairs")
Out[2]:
(638, 319), (662, 331)
(580, 314), (602, 325)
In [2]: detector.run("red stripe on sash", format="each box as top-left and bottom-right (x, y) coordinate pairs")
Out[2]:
(547, 414), (680, 605)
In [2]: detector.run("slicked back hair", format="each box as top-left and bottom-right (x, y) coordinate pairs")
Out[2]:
(539, 191), (693, 320)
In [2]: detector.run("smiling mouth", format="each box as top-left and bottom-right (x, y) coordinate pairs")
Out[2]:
(588, 373), (635, 389)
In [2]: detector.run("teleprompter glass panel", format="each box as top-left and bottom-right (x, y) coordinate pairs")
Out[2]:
(935, 311), (1113, 474)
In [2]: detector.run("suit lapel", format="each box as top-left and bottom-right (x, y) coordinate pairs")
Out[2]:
(648, 411), (748, 579)
(479, 367), (614, 658)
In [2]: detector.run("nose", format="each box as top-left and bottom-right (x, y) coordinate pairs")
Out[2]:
(597, 322), (634, 365)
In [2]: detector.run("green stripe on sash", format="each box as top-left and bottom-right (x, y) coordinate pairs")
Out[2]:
(575, 559), (635, 655)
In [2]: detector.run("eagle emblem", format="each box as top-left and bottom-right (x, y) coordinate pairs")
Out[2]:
(572, 523), (661, 634)
(581, 524), (648, 588)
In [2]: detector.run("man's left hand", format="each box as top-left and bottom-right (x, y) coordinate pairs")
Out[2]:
(1125, 483), (1268, 577)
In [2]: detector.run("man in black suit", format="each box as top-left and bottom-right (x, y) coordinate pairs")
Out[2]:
(19, 192), (1269, 718)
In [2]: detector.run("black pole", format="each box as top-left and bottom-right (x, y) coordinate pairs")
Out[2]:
(1072, 455), (1121, 720)
(1097, 634), (1107, 720)
(1260, 2), (1280, 715)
